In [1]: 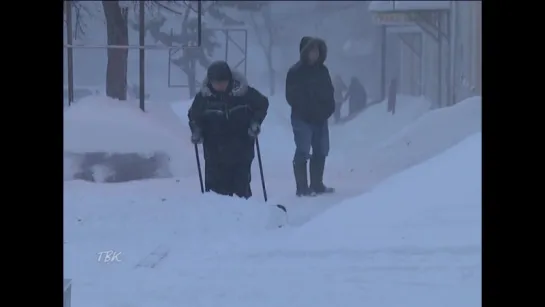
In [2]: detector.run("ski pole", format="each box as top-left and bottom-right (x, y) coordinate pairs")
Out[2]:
(255, 137), (268, 202)
(194, 143), (204, 193)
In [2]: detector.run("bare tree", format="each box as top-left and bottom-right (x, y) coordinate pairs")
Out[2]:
(63, 1), (94, 40)
(102, 1), (129, 100)
(69, 1), (259, 101)
(130, 8), (219, 98)
(101, 1), (190, 101)
(249, 3), (277, 96)
(65, 1), (192, 101)
(129, 1), (262, 98)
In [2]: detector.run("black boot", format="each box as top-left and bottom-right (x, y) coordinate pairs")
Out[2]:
(293, 160), (315, 197)
(309, 155), (335, 194)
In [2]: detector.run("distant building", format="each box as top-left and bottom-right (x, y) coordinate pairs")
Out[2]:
(369, 1), (481, 107)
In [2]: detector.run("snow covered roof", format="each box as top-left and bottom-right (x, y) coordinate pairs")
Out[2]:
(369, 1), (451, 12)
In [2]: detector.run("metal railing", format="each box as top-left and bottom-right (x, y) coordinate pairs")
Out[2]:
(64, 279), (72, 307)
(63, 44), (197, 50)
(64, 0), (202, 111)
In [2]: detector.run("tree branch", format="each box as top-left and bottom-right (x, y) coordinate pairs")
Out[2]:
(152, 1), (188, 15)
(249, 13), (267, 51)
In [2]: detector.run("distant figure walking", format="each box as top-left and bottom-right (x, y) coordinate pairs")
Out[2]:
(345, 77), (368, 116)
(333, 75), (348, 123)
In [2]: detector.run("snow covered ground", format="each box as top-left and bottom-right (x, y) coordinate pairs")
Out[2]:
(64, 96), (195, 181)
(64, 94), (481, 306)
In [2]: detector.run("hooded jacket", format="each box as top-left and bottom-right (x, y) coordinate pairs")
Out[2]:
(188, 62), (269, 163)
(285, 36), (335, 124)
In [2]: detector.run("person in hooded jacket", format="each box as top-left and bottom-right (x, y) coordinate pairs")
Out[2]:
(285, 36), (335, 197)
(188, 61), (269, 199)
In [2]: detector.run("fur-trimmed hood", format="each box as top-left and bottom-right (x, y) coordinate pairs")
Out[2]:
(199, 70), (248, 97)
(299, 36), (328, 64)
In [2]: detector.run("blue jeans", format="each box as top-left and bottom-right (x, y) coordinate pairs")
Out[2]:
(291, 114), (330, 163)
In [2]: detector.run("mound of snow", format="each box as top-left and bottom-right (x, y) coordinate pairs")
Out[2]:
(363, 96), (480, 175)
(331, 95), (432, 151)
(290, 131), (481, 251)
(64, 96), (195, 182)
(329, 96), (481, 188)
(373, 95), (481, 166)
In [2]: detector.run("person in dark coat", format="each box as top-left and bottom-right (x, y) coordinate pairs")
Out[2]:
(285, 36), (335, 197)
(345, 77), (368, 116)
(188, 61), (269, 199)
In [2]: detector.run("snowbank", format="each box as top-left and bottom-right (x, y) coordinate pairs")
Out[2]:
(362, 96), (481, 177)
(330, 96), (481, 184)
(290, 131), (481, 251)
(64, 96), (195, 182)
(331, 95), (432, 151)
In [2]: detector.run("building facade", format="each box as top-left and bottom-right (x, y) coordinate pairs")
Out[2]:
(369, 1), (481, 107)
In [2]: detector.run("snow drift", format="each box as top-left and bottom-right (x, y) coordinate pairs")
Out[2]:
(64, 96), (194, 182)
(329, 96), (481, 192)
(331, 95), (432, 151)
(291, 132), (482, 251)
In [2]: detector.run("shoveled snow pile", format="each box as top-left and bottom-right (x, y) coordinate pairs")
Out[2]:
(331, 96), (481, 188)
(365, 95), (481, 176)
(331, 95), (432, 151)
(64, 96), (195, 182)
(291, 132), (481, 251)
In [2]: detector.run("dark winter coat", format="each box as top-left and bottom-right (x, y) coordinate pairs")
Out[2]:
(346, 77), (368, 114)
(285, 37), (335, 124)
(188, 70), (269, 164)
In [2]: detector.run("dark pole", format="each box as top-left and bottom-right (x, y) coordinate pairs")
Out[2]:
(197, 0), (202, 47)
(194, 144), (204, 193)
(255, 137), (268, 202)
(380, 25), (387, 101)
(139, 0), (145, 111)
(244, 30), (248, 76)
(66, 1), (74, 106)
